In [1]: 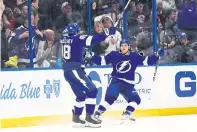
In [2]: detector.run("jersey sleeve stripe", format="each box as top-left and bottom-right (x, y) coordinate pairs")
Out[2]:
(86, 36), (93, 46)
(143, 56), (148, 65)
(101, 56), (106, 65)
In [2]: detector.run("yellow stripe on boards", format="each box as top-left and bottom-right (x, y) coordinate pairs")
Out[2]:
(1, 107), (197, 128)
(103, 107), (197, 117)
(1, 115), (71, 129)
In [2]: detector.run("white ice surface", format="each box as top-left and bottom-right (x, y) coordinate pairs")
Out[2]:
(1, 115), (197, 132)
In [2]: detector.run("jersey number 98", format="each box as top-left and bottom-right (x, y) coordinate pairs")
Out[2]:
(63, 45), (71, 59)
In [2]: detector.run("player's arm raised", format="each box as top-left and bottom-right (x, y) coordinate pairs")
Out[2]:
(136, 49), (164, 66)
(90, 51), (114, 65)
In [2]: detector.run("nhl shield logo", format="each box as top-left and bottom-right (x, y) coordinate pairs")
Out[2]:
(53, 80), (60, 98)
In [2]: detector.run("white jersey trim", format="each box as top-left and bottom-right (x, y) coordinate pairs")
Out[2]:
(143, 56), (148, 66)
(86, 36), (93, 46)
(101, 56), (106, 65)
(72, 70), (89, 88)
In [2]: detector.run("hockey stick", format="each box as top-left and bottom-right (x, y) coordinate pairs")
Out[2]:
(153, 32), (161, 82)
(114, 0), (132, 27)
(152, 46), (169, 81)
(152, 25), (169, 81)
(152, 63), (158, 81)
(152, 48), (167, 81)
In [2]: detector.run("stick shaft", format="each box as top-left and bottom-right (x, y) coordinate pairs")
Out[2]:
(124, 0), (131, 11)
(153, 64), (158, 81)
(114, 0), (131, 27)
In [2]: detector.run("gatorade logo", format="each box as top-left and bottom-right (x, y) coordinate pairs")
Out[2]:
(175, 71), (196, 97)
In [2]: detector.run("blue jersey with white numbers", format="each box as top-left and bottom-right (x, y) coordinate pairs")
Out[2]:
(61, 33), (108, 71)
(91, 51), (159, 84)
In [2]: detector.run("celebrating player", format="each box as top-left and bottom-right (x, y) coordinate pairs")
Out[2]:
(61, 23), (116, 127)
(90, 39), (164, 123)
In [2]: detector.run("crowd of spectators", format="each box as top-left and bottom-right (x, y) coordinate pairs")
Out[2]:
(1, 0), (197, 69)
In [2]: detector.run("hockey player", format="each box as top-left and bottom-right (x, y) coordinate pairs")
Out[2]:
(61, 23), (116, 127)
(90, 39), (164, 123)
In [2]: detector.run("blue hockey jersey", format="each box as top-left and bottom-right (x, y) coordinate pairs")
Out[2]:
(12, 25), (46, 63)
(61, 33), (109, 71)
(91, 51), (159, 84)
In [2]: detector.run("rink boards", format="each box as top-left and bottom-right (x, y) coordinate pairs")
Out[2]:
(0, 65), (197, 128)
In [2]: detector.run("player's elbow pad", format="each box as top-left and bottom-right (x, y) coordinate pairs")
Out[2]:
(91, 33), (107, 45)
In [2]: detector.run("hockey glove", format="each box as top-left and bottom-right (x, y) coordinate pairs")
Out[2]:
(84, 57), (93, 66)
(109, 27), (117, 35)
(157, 49), (165, 57)
(103, 27), (117, 36)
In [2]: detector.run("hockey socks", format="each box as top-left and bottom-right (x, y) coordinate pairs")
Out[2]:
(95, 97), (114, 116)
(124, 101), (140, 115)
(74, 99), (85, 115)
(95, 105), (106, 116)
(74, 98), (97, 115)
(125, 106), (135, 115)
(85, 98), (96, 115)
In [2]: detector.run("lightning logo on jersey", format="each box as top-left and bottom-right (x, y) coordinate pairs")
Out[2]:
(116, 60), (131, 73)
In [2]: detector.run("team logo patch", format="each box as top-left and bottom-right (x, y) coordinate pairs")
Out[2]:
(116, 60), (131, 73)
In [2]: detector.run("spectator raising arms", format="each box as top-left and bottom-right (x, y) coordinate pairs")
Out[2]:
(12, 14), (45, 68)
